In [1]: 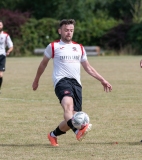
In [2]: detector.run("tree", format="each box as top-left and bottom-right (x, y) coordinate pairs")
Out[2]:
(0, 0), (22, 10)
(0, 9), (30, 39)
(129, 0), (142, 23)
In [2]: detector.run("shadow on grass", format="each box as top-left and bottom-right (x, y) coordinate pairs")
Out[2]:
(0, 144), (58, 148)
(0, 141), (142, 148)
(72, 141), (142, 146)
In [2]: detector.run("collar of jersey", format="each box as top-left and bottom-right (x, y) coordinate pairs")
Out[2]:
(60, 39), (73, 45)
(0, 31), (3, 35)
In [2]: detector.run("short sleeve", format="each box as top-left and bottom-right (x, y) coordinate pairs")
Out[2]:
(7, 36), (13, 48)
(81, 46), (87, 62)
(44, 43), (52, 59)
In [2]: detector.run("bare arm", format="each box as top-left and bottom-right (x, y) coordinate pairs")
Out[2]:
(32, 55), (50, 90)
(6, 47), (13, 56)
(81, 60), (112, 92)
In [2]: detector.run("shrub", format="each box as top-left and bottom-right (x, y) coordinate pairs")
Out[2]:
(0, 9), (30, 39)
(74, 17), (118, 46)
(20, 18), (59, 54)
(101, 23), (132, 54)
(101, 22), (142, 55)
(127, 22), (142, 54)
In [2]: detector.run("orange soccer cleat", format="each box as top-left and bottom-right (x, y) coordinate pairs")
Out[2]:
(48, 133), (59, 147)
(76, 123), (92, 141)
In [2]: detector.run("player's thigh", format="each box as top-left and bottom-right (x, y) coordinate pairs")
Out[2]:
(0, 71), (3, 77)
(61, 96), (74, 112)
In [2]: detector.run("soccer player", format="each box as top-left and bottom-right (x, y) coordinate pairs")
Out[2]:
(0, 20), (13, 93)
(140, 60), (142, 68)
(32, 19), (112, 146)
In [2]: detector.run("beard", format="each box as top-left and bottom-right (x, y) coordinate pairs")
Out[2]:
(0, 28), (3, 32)
(62, 36), (72, 43)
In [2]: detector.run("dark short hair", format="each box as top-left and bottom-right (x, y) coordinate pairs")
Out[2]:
(59, 19), (76, 28)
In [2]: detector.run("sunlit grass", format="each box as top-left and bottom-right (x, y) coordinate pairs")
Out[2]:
(0, 56), (142, 160)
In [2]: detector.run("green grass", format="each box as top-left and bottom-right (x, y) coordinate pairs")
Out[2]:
(0, 56), (142, 160)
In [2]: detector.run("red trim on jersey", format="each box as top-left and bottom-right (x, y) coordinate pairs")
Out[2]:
(3, 31), (8, 35)
(51, 42), (54, 58)
(51, 40), (84, 58)
(79, 44), (84, 55)
(51, 40), (60, 58)
(5, 34), (8, 45)
(2, 32), (9, 45)
(72, 41), (77, 44)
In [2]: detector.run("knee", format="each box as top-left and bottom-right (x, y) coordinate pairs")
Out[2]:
(61, 96), (74, 112)
(64, 105), (74, 113)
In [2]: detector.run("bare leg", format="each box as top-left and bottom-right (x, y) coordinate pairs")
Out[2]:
(0, 71), (3, 90)
(48, 96), (76, 146)
(58, 120), (70, 132)
(59, 96), (75, 132)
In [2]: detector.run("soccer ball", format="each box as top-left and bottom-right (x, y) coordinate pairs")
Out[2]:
(72, 111), (90, 129)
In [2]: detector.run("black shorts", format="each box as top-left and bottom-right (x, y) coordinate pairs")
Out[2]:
(0, 55), (6, 71)
(55, 77), (82, 112)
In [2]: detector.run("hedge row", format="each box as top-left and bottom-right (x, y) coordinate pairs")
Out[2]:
(1, 9), (142, 55)
(12, 17), (118, 56)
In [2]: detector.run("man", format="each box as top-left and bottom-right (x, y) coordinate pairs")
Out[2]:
(140, 60), (142, 68)
(140, 60), (142, 142)
(32, 19), (112, 147)
(0, 20), (13, 93)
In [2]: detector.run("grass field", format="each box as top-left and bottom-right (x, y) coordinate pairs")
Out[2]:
(0, 56), (142, 160)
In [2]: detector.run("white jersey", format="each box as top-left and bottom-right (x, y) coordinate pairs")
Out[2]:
(44, 39), (87, 87)
(0, 31), (13, 56)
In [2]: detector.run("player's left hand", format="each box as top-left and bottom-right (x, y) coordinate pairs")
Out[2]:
(6, 52), (10, 56)
(32, 80), (39, 90)
(101, 81), (112, 92)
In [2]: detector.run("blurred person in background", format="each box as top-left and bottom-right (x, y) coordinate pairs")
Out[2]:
(140, 60), (142, 142)
(140, 60), (142, 68)
(0, 20), (13, 93)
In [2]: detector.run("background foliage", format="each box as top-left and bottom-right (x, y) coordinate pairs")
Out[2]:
(0, 0), (142, 55)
